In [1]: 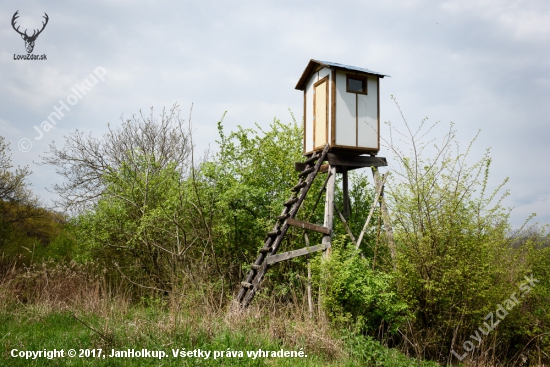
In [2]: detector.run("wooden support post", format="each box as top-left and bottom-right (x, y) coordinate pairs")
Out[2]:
(307, 259), (313, 317)
(371, 167), (396, 265)
(342, 167), (350, 220)
(322, 165), (336, 259)
(337, 209), (357, 248)
(356, 173), (387, 250)
(304, 233), (313, 318)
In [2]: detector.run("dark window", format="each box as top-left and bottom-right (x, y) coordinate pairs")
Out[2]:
(346, 74), (368, 94)
(348, 78), (364, 92)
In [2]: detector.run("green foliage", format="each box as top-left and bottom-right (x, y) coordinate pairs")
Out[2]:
(208, 116), (305, 235)
(20, 102), (548, 364)
(72, 157), (199, 291)
(496, 230), (550, 364)
(0, 307), (339, 366)
(204, 116), (383, 294)
(314, 237), (408, 335)
(382, 100), (548, 362)
(200, 116), (325, 288)
(341, 330), (439, 366)
(332, 171), (387, 265)
(0, 134), (76, 265)
(0, 135), (34, 206)
(60, 112), (314, 294)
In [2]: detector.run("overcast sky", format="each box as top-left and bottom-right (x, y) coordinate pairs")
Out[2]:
(1, 0), (549, 227)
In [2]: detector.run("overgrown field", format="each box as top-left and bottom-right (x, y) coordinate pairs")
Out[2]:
(1, 104), (549, 365)
(0, 263), (436, 366)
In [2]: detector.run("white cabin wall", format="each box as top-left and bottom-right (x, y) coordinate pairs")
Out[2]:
(357, 76), (379, 149)
(317, 67), (331, 80)
(335, 70), (356, 146)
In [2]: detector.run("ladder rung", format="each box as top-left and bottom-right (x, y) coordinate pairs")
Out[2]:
(284, 197), (299, 207)
(266, 230), (281, 237)
(241, 282), (253, 288)
(286, 218), (331, 235)
(275, 214), (288, 221)
(291, 181), (307, 192)
(304, 154), (320, 165)
(251, 265), (261, 270)
(259, 247), (272, 253)
(298, 167), (314, 178)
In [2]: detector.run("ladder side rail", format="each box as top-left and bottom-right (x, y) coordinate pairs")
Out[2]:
(239, 144), (330, 307)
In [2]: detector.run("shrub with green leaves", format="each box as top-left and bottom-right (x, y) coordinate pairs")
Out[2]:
(382, 99), (547, 362)
(199, 116), (309, 285)
(314, 237), (408, 336)
(341, 330), (440, 367)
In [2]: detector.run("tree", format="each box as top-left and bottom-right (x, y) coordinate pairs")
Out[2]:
(41, 105), (205, 292)
(202, 117), (306, 277)
(384, 98), (532, 361)
(0, 135), (38, 221)
(40, 105), (192, 213)
(41, 106), (382, 300)
(0, 135), (62, 264)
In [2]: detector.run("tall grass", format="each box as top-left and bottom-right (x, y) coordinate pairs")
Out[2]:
(0, 262), (339, 366)
(0, 261), (445, 366)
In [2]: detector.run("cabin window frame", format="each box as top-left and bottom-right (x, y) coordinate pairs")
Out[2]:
(346, 74), (368, 95)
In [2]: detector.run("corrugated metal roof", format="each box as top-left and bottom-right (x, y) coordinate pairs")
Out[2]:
(314, 60), (389, 77)
(295, 59), (389, 90)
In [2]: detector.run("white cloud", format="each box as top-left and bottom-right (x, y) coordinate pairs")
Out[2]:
(441, 0), (550, 41)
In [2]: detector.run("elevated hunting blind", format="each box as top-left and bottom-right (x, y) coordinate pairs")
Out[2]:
(295, 60), (389, 155)
(234, 60), (392, 310)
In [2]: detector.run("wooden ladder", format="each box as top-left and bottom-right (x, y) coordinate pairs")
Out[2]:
(235, 144), (331, 309)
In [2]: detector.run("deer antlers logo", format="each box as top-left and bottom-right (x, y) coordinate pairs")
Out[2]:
(11, 11), (49, 54)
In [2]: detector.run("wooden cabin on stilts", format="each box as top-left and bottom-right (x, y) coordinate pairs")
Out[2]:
(235, 60), (392, 309)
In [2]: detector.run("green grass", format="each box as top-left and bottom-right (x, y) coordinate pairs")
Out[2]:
(1, 306), (334, 366)
(0, 263), (440, 366)
(0, 303), (439, 366)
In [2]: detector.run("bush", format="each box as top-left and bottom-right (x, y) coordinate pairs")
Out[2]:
(341, 330), (439, 366)
(383, 99), (548, 363)
(314, 236), (408, 336)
